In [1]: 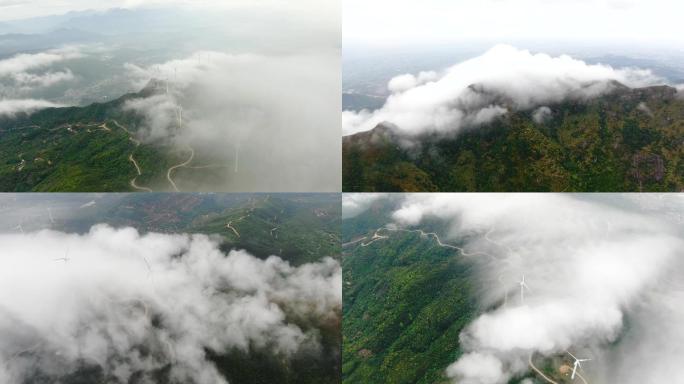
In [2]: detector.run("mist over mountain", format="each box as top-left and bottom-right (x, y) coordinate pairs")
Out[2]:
(343, 46), (684, 192)
(0, 1), (341, 191)
(0, 193), (342, 384)
(342, 193), (684, 384)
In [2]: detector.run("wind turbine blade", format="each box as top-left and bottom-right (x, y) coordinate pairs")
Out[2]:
(567, 351), (578, 360)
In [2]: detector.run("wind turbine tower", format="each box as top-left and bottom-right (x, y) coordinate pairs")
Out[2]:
(567, 352), (591, 380)
(519, 275), (531, 303)
(234, 144), (239, 173)
(54, 247), (70, 264)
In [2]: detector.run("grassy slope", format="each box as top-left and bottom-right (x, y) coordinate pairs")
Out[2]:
(343, 86), (684, 192)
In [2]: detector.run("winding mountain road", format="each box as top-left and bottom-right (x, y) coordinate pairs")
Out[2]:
(110, 120), (153, 192)
(360, 226), (497, 260)
(226, 221), (240, 238)
(225, 213), (250, 238)
(528, 354), (559, 384)
(129, 154), (153, 192)
(528, 354), (590, 384)
(166, 146), (195, 192)
(360, 229), (388, 247)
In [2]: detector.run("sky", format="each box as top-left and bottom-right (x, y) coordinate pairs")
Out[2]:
(0, 0), (334, 21)
(344, 0), (684, 48)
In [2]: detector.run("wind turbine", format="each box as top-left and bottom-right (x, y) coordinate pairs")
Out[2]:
(177, 105), (183, 130)
(142, 256), (152, 276)
(54, 247), (70, 264)
(234, 143), (239, 173)
(497, 274), (508, 307)
(567, 351), (591, 380)
(47, 207), (55, 225)
(519, 275), (531, 303)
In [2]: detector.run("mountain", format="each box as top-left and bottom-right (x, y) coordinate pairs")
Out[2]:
(0, 8), (176, 35)
(342, 201), (477, 384)
(0, 80), (186, 192)
(342, 200), (578, 384)
(0, 28), (102, 56)
(343, 84), (684, 192)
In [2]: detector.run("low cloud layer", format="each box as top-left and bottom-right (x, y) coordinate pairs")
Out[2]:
(121, 50), (341, 191)
(342, 45), (664, 136)
(0, 225), (341, 384)
(363, 193), (684, 383)
(341, 193), (387, 219)
(0, 47), (81, 94)
(0, 47), (82, 116)
(0, 47), (82, 77)
(0, 98), (63, 117)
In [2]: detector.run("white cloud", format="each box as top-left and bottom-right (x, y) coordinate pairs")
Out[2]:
(0, 47), (83, 78)
(532, 106), (552, 124)
(445, 352), (508, 384)
(387, 71), (437, 93)
(11, 70), (75, 88)
(636, 101), (653, 117)
(0, 47), (81, 98)
(342, 193), (387, 218)
(344, 0), (684, 46)
(0, 225), (341, 384)
(381, 193), (684, 383)
(123, 93), (179, 141)
(0, 98), (63, 116)
(121, 50), (341, 192)
(342, 45), (663, 136)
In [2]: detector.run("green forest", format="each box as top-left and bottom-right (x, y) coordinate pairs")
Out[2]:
(342, 201), (478, 384)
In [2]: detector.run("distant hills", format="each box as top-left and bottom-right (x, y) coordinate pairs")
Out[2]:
(343, 83), (684, 192)
(71, 193), (341, 266)
(342, 92), (385, 111)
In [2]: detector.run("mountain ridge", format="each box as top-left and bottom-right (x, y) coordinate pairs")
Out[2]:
(343, 83), (684, 192)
